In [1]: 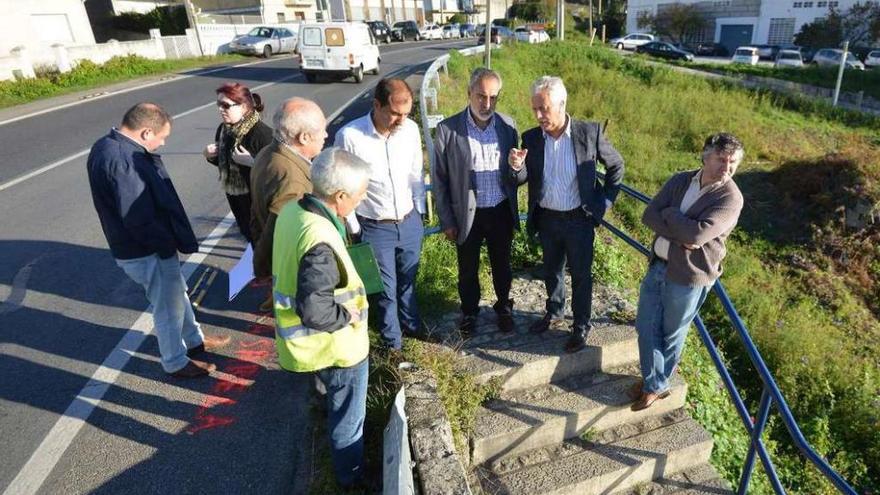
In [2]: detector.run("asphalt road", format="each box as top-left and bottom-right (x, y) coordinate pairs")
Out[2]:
(0, 37), (471, 495)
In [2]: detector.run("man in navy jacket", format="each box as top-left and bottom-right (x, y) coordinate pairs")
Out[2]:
(87, 102), (229, 378)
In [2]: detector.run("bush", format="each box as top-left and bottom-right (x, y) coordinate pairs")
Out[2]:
(112, 6), (189, 35)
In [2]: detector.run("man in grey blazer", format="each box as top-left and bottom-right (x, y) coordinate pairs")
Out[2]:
(432, 68), (527, 336)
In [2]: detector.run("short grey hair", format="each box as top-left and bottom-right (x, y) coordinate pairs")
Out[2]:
(469, 67), (502, 92)
(530, 76), (567, 111)
(272, 97), (324, 145)
(311, 148), (371, 198)
(701, 132), (745, 165)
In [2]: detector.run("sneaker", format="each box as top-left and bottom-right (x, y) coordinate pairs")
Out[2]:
(458, 315), (477, 337)
(187, 334), (232, 357)
(170, 359), (216, 378)
(529, 314), (565, 334)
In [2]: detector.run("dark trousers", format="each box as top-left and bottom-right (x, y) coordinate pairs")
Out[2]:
(456, 200), (514, 316)
(538, 208), (595, 329)
(358, 210), (423, 350)
(226, 192), (253, 244)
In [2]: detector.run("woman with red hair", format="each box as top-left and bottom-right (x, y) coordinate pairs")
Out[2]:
(203, 82), (273, 244)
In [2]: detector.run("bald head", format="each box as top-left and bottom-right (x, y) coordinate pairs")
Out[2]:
(273, 97), (327, 159)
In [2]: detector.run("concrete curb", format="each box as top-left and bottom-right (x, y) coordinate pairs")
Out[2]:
(403, 369), (473, 495)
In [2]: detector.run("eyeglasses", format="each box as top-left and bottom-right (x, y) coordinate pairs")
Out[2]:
(217, 101), (241, 110)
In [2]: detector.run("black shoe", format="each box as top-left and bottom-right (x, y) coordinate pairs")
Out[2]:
(494, 299), (515, 333)
(458, 315), (477, 337)
(564, 326), (590, 353)
(529, 314), (565, 334)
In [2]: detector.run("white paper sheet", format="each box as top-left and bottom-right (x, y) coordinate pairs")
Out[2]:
(228, 243), (254, 301)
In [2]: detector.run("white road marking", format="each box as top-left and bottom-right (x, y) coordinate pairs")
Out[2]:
(2, 213), (235, 495)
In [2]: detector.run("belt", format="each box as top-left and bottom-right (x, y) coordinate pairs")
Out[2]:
(541, 207), (586, 220)
(358, 209), (415, 225)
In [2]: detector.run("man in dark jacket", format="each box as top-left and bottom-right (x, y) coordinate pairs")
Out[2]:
(510, 76), (625, 353)
(87, 102), (229, 378)
(432, 68), (526, 336)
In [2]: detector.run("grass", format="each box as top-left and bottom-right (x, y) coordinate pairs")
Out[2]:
(0, 54), (248, 109)
(432, 42), (880, 494)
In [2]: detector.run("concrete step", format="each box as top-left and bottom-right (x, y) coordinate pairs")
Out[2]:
(458, 322), (638, 393)
(476, 413), (714, 495)
(470, 365), (688, 465)
(612, 464), (732, 495)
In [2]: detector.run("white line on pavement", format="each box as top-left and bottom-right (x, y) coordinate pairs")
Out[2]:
(2, 213), (236, 495)
(0, 73), (302, 194)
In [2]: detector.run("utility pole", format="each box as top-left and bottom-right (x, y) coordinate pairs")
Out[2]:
(833, 40), (849, 107)
(598, 0), (604, 43)
(183, 0), (204, 56)
(557, 0), (564, 40)
(484, 0), (492, 67)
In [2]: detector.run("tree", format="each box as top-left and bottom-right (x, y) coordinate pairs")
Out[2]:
(448, 12), (467, 24)
(795, 1), (880, 48)
(508, 0), (552, 22)
(637, 2), (707, 44)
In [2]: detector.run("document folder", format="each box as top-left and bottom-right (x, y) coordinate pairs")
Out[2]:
(347, 242), (384, 295)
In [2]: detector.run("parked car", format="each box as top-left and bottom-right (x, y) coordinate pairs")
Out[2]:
(812, 48), (865, 70)
(298, 22), (380, 83)
(229, 26), (297, 57)
(391, 20), (420, 41)
(609, 33), (655, 51)
(754, 44), (779, 60)
(865, 50), (880, 68)
(477, 26), (515, 45)
(731, 46), (760, 65)
(366, 20), (392, 44)
(442, 24), (461, 39)
(690, 42), (728, 57)
(459, 23), (476, 37)
(774, 49), (804, 68)
(635, 41), (694, 61)
(513, 26), (550, 44)
(420, 23), (443, 40)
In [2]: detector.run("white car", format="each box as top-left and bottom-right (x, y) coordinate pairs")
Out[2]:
(420, 23), (443, 40)
(866, 50), (880, 69)
(812, 48), (865, 70)
(514, 26), (550, 44)
(442, 24), (460, 39)
(731, 46), (759, 65)
(298, 22), (381, 83)
(609, 33), (655, 50)
(774, 49), (803, 68)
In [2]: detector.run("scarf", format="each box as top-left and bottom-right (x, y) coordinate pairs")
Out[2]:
(217, 110), (260, 196)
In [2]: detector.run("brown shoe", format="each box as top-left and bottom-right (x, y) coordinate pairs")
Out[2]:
(628, 379), (645, 400)
(259, 293), (274, 313)
(170, 359), (216, 378)
(529, 314), (565, 334)
(187, 334), (232, 357)
(630, 389), (671, 411)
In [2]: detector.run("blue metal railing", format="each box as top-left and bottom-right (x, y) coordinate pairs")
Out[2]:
(598, 181), (858, 495)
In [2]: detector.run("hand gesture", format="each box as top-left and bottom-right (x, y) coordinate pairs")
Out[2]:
(203, 143), (218, 160)
(232, 145), (254, 167)
(344, 302), (361, 325)
(682, 243), (701, 250)
(508, 148), (528, 171)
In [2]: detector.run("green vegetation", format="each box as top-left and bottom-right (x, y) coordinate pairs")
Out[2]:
(431, 42), (880, 493)
(0, 54), (248, 109)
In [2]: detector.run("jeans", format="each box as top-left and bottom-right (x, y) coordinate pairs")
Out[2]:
(538, 209), (595, 329)
(116, 253), (204, 373)
(316, 358), (368, 487)
(635, 260), (709, 394)
(456, 200), (514, 316)
(358, 210), (423, 349)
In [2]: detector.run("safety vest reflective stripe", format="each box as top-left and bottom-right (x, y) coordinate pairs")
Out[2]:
(277, 308), (369, 340)
(273, 286), (366, 311)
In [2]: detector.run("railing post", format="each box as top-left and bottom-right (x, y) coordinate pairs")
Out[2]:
(737, 388), (785, 495)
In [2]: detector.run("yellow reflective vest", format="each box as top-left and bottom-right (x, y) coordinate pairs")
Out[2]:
(272, 201), (369, 372)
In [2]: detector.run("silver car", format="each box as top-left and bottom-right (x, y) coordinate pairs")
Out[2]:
(812, 48), (865, 70)
(229, 26), (298, 58)
(774, 50), (803, 68)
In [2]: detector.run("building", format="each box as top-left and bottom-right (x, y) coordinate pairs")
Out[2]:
(0, 0), (96, 65)
(626, 0), (858, 53)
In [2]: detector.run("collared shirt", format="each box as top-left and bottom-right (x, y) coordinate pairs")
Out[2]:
(279, 138), (312, 165)
(334, 112), (426, 221)
(654, 170), (716, 260)
(465, 108), (506, 208)
(539, 115), (580, 212)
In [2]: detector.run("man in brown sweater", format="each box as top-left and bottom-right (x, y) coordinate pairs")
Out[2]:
(631, 133), (744, 411)
(250, 97), (327, 309)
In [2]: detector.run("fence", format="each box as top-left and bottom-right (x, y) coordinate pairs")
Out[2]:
(416, 45), (860, 495)
(193, 22), (300, 55)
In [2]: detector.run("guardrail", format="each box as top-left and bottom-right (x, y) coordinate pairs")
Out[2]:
(416, 46), (859, 495)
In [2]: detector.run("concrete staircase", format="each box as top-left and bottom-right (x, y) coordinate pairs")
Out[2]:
(445, 276), (733, 495)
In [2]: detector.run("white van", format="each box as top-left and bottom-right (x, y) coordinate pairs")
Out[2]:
(298, 22), (381, 83)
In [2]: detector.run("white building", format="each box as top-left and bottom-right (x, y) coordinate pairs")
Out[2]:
(0, 0), (96, 66)
(626, 0), (859, 52)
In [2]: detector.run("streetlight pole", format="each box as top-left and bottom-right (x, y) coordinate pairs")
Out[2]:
(183, 0), (204, 56)
(833, 40), (848, 107)
(484, 0), (492, 68)
(557, 0), (564, 40)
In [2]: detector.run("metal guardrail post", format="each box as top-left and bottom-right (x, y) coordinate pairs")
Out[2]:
(738, 388), (781, 495)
